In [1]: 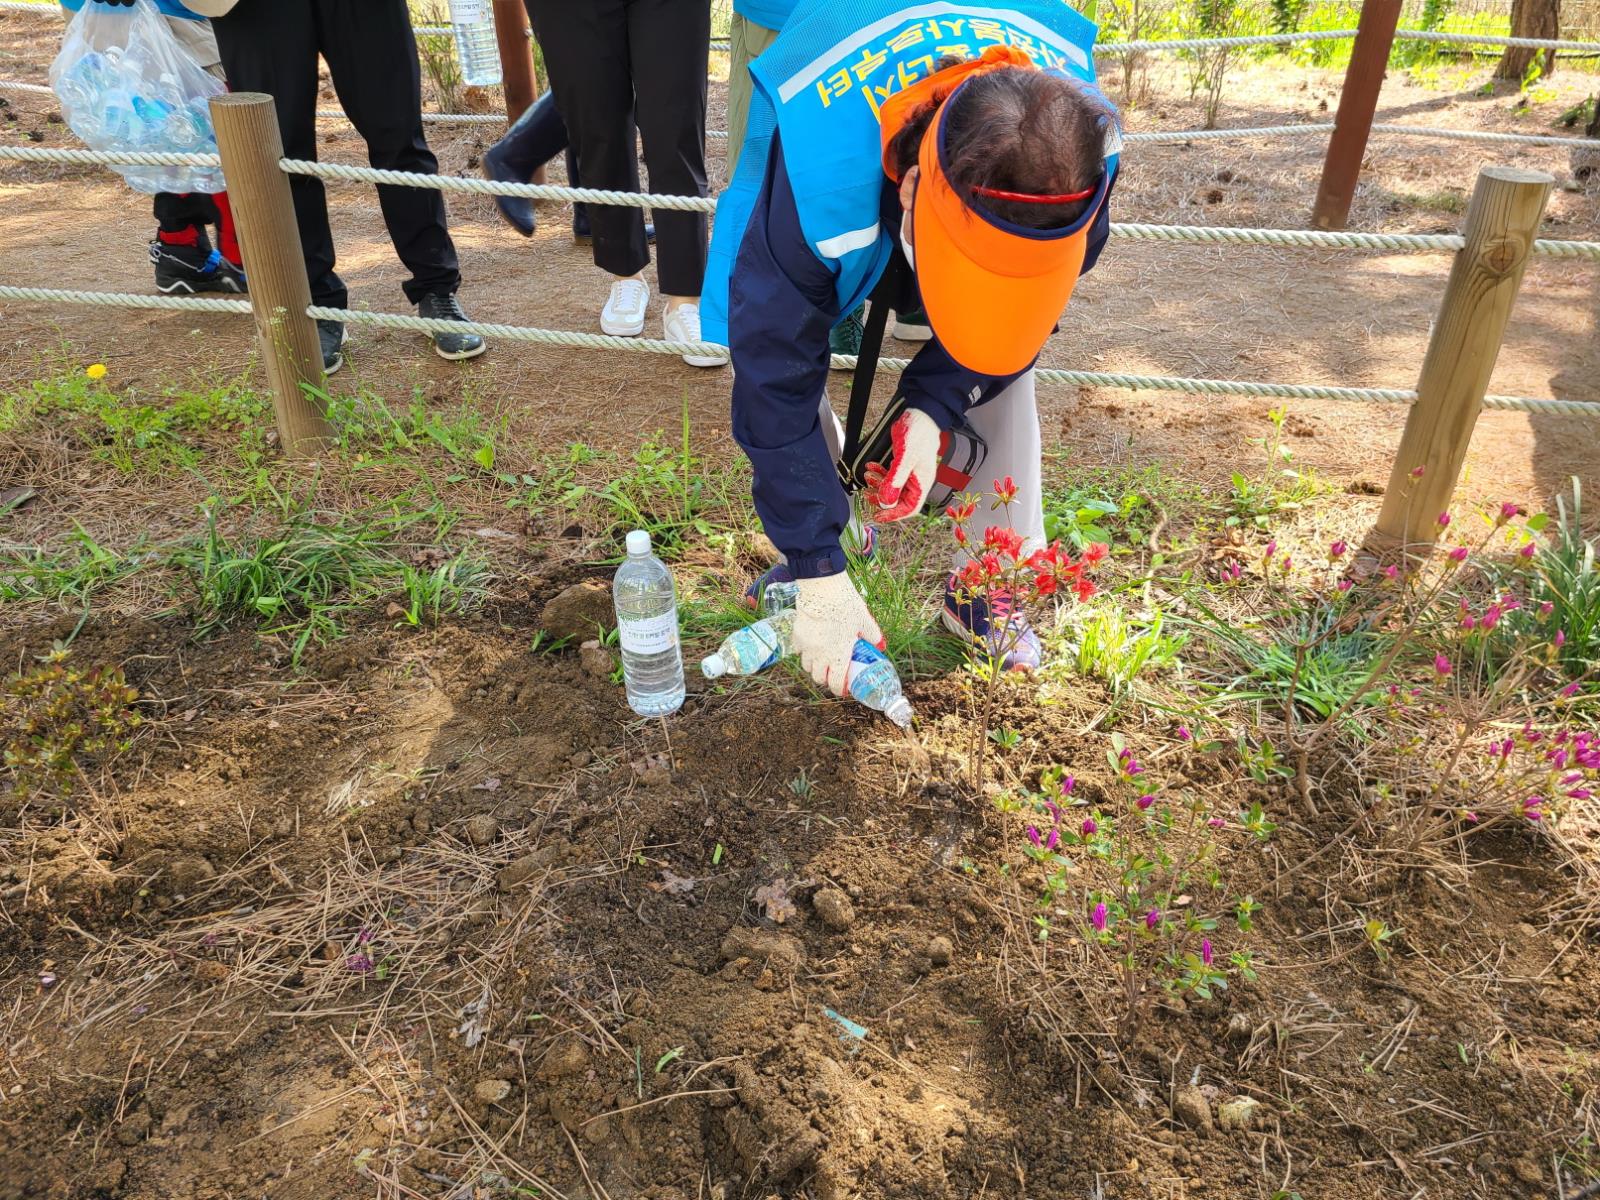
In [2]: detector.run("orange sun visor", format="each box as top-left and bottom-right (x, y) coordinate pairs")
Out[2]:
(878, 46), (1110, 377)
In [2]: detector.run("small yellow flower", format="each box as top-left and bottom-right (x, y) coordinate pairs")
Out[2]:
(85, 364), (107, 381)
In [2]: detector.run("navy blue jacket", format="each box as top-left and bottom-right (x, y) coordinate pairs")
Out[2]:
(729, 134), (1112, 580)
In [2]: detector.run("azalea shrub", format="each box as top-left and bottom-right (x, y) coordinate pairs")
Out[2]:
(1193, 477), (1595, 831)
(1024, 733), (1270, 1038)
(943, 478), (1105, 787)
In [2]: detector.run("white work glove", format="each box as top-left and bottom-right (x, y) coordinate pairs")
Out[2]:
(863, 408), (941, 522)
(793, 572), (884, 698)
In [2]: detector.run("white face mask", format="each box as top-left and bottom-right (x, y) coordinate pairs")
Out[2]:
(899, 213), (915, 272)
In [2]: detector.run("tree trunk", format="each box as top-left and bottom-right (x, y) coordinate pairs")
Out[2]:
(1588, 96), (1599, 139)
(1495, 0), (1560, 81)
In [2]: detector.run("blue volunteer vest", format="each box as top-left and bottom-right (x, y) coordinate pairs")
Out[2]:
(704, 0), (1104, 346)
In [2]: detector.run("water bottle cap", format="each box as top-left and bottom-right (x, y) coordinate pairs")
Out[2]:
(701, 653), (727, 679)
(625, 530), (651, 556)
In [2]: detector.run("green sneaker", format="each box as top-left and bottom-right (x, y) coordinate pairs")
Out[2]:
(828, 304), (867, 370)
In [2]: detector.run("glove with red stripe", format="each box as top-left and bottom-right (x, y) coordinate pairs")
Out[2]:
(863, 408), (942, 523)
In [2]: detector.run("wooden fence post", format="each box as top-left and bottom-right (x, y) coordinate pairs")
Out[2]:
(1310, 0), (1401, 231)
(210, 93), (332, 457)
(1369, 166), (1553, 555)
(492, 0), (537, 124)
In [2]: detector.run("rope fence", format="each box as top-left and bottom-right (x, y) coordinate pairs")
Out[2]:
(1, 282), (1588, 417)
(5, 144), (1600, 260)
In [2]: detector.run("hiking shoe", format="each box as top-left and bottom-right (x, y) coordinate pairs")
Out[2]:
(150, 240), (246, 295)
(941, 575), (1042, 672)
(892, 304), (933, 342)
(601, 276), (650, 336)
(418, 292), (487, 361)
(318, 319), (348, 375)
(828, 303), (866, 371)
(663, 302), (727, 368)
(743, 527), (876, 610)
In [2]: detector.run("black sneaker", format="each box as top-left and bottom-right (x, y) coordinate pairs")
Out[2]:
(828, 304), (866, 371)
(150, 240), (247, 295)
(318, 319), (348, 376)
(418, 292), (487, 362)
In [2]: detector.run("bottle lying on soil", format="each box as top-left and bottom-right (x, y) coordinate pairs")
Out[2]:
(701, 611), (795, 679)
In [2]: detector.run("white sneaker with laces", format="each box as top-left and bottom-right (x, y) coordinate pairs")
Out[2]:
(601, 276), (650, 336)
(663, 302), (728, 368)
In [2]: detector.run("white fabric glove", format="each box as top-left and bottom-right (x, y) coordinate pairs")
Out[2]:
(863, 408), (941, 522)
(793, 572), (884, 698)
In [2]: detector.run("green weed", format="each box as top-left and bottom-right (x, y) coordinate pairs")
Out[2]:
(0, 525), (151, 611)
(1493, 480), (1598, 687)
(1068, 605), (1187, 699)
(326, 388), (504, 477)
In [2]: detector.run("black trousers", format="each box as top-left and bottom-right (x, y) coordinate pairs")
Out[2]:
(527, 0), (709, 295)
(211, 0), (460, 309)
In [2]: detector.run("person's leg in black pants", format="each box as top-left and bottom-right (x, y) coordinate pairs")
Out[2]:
(529, 0), (650, 285)
(627, 0), (709, 301)
(314, 0), (459, 306)
(211, 0), (343, 308)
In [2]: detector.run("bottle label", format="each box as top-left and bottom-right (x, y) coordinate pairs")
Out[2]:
(448, 0), (489, 24)
(619, 613), (679, 655)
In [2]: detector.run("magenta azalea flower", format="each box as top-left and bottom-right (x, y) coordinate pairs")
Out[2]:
(1200, 939), (1214, 966)
(1435, 653), (1452, 677)
(1081, 817), (1098, 836)
(1137, 794), (1155, 811)
(1091, 903), (1108, 932)
(1146, 909), (1161, 930)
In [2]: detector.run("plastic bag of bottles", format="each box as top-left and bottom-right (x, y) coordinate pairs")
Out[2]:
(49, 0), (226, 195)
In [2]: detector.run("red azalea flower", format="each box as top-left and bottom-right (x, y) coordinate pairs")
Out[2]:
(993, 475), (1018, 505)
(1082, 542), (1108, 566)
(1074, 577), (1097, 602)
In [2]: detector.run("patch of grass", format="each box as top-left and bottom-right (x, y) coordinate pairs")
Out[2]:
(19, 370), (270, 474)
(1493, 479), (1598, 687)
(0, 525), (153, 611)
(1066, 604), (1188, 700)
(178, 494), (476, 664)
(326, 387), (504, 477)
(597, 393), (749, 560)
(503, 441), (608, 522)
(852, 517), (968, 680)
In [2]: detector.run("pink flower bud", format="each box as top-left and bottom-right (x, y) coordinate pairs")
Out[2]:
(1201, 939), (1214, 966)
(1520, 543), (1537, 559)
(1554, 630), (1567, 649)
(1137, 794), (1155, 811)
(1081, 817), (1097, 836)
(1176, 725), (1192, 742)
(1410, 465), (1426, 479)
(1435, 653), (1453, 676)
(1091, 902), (1108, 932)
(1329, 540), (1348, 559)
(1448, 547), (1468, 562)
(1437, 512), (1451, 528)
(1539, 601), (1554, 615)
(1146, 909), (1161, 930)
(1337, 579), (1353, 593)
(1500, 502), (1519, 520)
(1384, 564), (1399, 580)
(1264, 540), (1277, 558)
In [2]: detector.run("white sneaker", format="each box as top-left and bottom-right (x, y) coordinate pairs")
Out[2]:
(663, 302), (728, 368)
(601, 276), (650, 336)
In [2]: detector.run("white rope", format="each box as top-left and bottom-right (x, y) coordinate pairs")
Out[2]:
(0, 283), (1590, 416)
(1098, 28), (1357, 54)
(0, 284), (252, 314)
(0, 78), (51, 96)
(276, 155), (718, 211)
(316, 107), (507, 126)
(7, 145), (1598, 259)
(1402, 28), (1600, 52)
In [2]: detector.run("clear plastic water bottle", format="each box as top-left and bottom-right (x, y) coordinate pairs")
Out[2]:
(613, 530), (684, 717)
(702, 611), (795, 679)
(761, 578), (800, 618)
(847, 640), (914, 728)
(446, 0), (504, 88)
